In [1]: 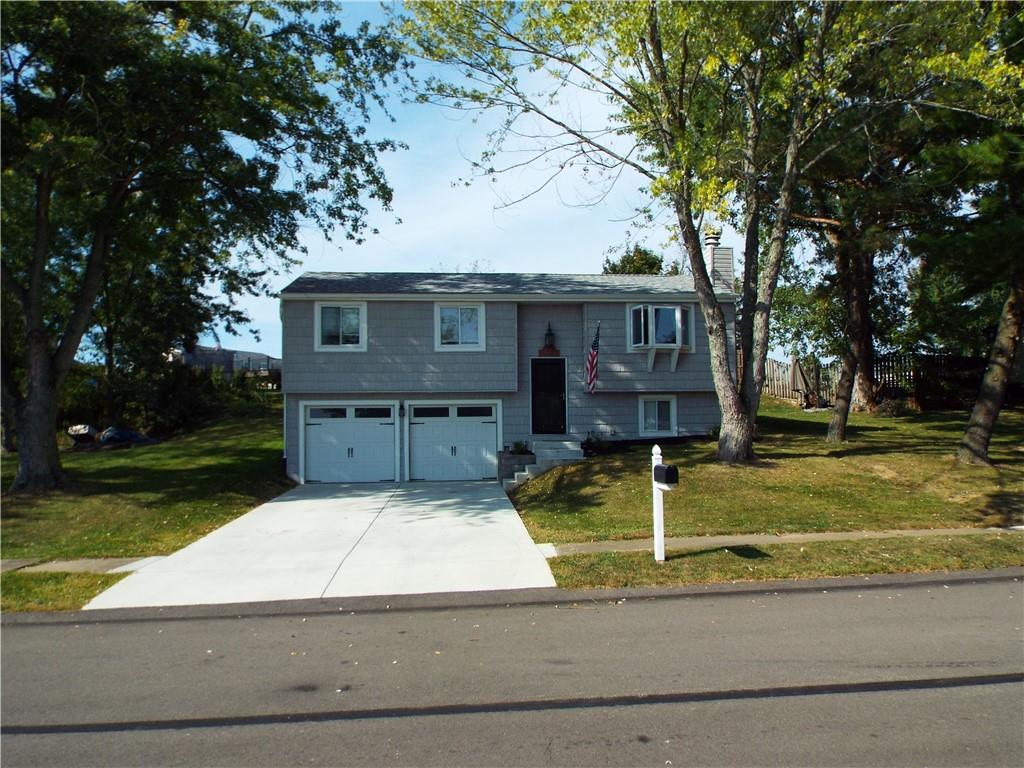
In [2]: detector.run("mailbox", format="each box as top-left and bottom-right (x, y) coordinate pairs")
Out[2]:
(653, 463), (679, 486)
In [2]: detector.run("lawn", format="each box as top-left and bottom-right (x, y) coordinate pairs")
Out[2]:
(2, 397), (1021, 611)
(1, 399), (291, 561)
(512, 399), (1024, 544)
(550, 534), (1023, 589)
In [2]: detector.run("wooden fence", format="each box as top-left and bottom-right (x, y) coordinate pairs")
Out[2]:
(762, 353), (1006, 409)
(762, 358), (841, 406)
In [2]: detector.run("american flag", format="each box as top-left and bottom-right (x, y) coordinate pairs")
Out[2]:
(585, 322), (600, 394)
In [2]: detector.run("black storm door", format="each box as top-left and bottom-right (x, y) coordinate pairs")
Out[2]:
(531, 358), (566, 434)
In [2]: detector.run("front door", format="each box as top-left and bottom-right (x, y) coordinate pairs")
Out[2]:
(531, 358), (566, 434)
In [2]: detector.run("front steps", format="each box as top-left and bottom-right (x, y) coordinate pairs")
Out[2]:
(502, 440), (584, 492)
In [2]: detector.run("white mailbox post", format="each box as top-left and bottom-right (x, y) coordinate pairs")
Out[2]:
(651, 445), (678, 562)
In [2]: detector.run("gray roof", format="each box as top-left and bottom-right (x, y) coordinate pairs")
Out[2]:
(280, 272), (699, 297)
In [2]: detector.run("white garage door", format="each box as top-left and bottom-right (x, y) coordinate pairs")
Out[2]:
(409, 404), (498, 481)
(304, 405), (396, 483)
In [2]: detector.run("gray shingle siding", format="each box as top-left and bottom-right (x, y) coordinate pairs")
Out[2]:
(580, 302), (730, 391)
(281, 271), (733, 480)
(282, 300), (517, 393)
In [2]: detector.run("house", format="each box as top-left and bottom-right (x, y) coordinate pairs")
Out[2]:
(280, 239), (735, 485)
(169, 345), (282, 378)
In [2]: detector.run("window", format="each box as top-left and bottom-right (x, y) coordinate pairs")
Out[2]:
(308, 407), (346, 419)
(653, 306), (677, 345)
(457, 405), (493, 418)
(315, 302), (366, 351)
(435, 303), (486, 351)
(413, 406), (450, 418)
(354, 407), (391, 419)
(639, 396), (677, 436)
(628, 304), (694, 351)
(630, 305), (649, 347)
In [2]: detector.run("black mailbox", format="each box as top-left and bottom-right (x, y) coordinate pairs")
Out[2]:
(653, 463), (679, 485)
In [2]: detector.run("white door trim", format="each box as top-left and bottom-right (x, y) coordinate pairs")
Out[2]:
(403, 398), (503, 482)
(298, 399), (400, 484)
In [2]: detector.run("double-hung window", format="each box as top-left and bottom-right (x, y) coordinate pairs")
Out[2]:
(435, 303), (486, 351)
(315, 301), (367, 352)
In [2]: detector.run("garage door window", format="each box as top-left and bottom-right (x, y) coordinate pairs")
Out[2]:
(309, 407), (346, 419)
(457, 406), (493, 418)
(413, 406), (450, 418)
(354, 407), (392, 419)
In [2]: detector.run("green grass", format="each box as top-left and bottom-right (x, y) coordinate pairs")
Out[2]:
(512, 400), (1024, 544)
(550, 534), (1024, 589)
(1, 400), (291, 561)
(0, 572), (127, 612)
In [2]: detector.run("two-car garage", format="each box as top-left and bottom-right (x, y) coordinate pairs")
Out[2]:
(300, 400), (499, 484)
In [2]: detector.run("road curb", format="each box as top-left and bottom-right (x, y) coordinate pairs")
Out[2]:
(3, 567), (1020, 627)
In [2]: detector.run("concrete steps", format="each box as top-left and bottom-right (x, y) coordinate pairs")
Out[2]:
(503, 440), (585, 492)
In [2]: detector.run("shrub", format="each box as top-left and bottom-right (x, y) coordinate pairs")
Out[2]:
(874, 398), (911, 418)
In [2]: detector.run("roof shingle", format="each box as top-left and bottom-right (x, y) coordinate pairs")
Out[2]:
(280, 271), (701, 297)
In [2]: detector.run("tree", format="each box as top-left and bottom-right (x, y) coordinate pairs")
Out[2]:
(776, 2), (1022, 442)
(404, 1), (872, 463)
(602, 244), (669, 275)
(901, 265), (1008, 357)
(1, 2), (406, 490)
(913, 131), (1024, 464)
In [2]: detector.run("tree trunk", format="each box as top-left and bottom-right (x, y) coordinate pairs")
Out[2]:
(1, 384), (16, 453)
(828, 349), (858, 443)
(12, 346), (64, 491)
(853, 370), (874, 410)
(718, 402), (755, 463)
(826, 234), (858, 442)
(957, 270), (1024, 465)
(851, 248), (877, 410)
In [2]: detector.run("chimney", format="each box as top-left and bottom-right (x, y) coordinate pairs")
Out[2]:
(703, 226), (734, 292)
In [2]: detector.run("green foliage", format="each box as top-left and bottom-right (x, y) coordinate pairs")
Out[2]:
(1, 1), (407, 486)
(601, 244), (668, 275)
(901, 265), (1007, 356)
(57, 362), (273, 437)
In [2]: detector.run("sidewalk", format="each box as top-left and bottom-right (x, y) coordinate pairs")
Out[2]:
(1, 556), (165, 574)
(4, 527), (1018, 573)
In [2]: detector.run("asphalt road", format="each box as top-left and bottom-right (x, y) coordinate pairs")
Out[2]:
(2, 571), (1022, 767)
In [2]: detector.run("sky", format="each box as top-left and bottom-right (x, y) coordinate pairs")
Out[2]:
(204, 2), (743, 358)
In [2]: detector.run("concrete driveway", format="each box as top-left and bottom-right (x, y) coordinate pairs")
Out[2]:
(85, 482), (555, 610)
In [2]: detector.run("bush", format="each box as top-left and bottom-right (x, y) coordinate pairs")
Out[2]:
(874, 398), (911, 418)
(582, 432), (611, 457)
(59, 365), (107, 429)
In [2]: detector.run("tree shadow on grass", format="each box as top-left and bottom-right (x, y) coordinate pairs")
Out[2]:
(757, 415), (892, 439)
(972, 488), (1024, 527)
(666, 545), (772, 561)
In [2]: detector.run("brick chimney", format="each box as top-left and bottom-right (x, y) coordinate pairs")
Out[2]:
(703, 227), (734, 292)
